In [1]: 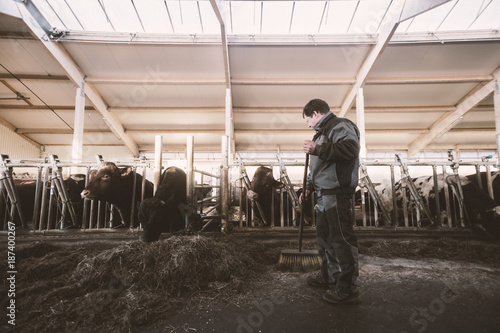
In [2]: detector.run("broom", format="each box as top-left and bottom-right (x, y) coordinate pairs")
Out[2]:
(278, 153), (322, 271)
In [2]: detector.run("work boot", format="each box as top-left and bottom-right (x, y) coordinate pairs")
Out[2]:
(307, 271), (331, 289)
(322, 288), (360, 304)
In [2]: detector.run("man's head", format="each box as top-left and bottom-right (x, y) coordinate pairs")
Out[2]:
(303, 98), (330, 128)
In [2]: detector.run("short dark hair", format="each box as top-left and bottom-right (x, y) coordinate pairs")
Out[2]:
(302, 98), (330, 118)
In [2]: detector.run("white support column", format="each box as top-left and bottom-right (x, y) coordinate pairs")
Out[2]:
(356, 86), (367, 159)
(71, 84), (85, 174)
(225, 88), (234, 159)
(186, 135), (195, 207)
(154, 135), (163, 193)
(494, 77), (500, 165)
(221, 135), (229, 232)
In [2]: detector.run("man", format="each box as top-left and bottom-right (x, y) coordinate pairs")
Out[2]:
(299, 98), (360, 304)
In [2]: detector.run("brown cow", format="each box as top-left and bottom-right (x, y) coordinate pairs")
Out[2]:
(81, 162), (153, 228)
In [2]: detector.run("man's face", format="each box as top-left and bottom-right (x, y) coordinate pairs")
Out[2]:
(304, 111), (323, 128)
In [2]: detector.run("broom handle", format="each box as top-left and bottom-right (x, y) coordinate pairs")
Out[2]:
(298, 153), (309, 252)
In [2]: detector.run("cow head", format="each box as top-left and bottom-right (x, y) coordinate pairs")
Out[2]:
(80, 162), (133, 202)
(247, 166), (284, 200)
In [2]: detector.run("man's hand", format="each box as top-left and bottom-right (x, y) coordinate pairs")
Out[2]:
(303, 140), (316, 154)
(299, 189), (310, 204)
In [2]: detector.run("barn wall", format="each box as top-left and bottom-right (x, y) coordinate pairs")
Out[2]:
(0, 123), (40, 159)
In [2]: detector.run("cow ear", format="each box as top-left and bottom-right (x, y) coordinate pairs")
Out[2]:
(119, 166), (133, 178)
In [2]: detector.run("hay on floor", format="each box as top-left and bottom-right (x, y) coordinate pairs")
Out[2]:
(5, 235), (260, 333)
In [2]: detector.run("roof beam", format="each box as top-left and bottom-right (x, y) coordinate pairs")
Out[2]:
(339, 0), (453, 117)
(0, 105), (94, 110)
(0, 74), (69, 81)
(5, 104), (482, 114)
(209, 0), (231, 89)
(135, 143), (498, 153)
(0, 73), (492, 85)
(17, 1), (139, 157)
(408, 67), (500, 156)
(16, 128), (111, 134)
(17, 127), (491, 136)
(339, 0), (404, 117)
(55, 30), (500, 45)
(210, 0), (234, 149)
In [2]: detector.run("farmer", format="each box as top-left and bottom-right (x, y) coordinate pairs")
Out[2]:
(299, 98), (361, 304)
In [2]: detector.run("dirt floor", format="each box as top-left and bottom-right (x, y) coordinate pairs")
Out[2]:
(1, 228), (500, 333)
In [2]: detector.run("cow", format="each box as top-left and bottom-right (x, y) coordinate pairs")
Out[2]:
(0, 174), (87, 229)
(81, 162), (154, 228)
(243, 166), (302, 227)
(244, 166), (284, 226)
(465, 171), (500, 237)
(363, 173), (500, 230)
(138, 166), (202, 242)
(466, 171), (500, 204)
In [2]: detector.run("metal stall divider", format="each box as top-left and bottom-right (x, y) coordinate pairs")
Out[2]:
(359, 161), (392, 227)
(396, 154), (435, 228)
(276, 153), (300, 227)
(236, 155), (268, 227)
(49, 154), (78, 229)
(194, 168), (221, 231)
(447, 150), (467, 227)
(0, 154), (27, 229)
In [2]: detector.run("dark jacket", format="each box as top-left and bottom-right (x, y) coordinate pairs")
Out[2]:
(306, 111), (360, 194)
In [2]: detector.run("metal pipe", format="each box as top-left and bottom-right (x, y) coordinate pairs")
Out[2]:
(82, 166), (91, 229)
(39, 166), (50, 230)
(390, 164), (397, 225)
(154, 135), (163, 194)
(432, 165), (441, 226)
(47, 168), (56, 229)
(129, 166), (137, 229)
(221, 135), (229, 231)
(33, 166), (43, 230)
(442, 165), (452, 228)
(186, 135), (195, 208)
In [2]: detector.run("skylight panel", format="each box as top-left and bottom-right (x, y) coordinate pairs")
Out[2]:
(164, 0), (204, 34)
(99, 0), (144, 32)
(260, 2), (294, 34)
(289, 1), (326, 34)
(64, 0), (114, 32)
(31, 0), (66, 30)
(437, 0), (484, 31)
(403, 0), (457, 32)
(225, 1), (261, 35)
(130, 0), (173, 33)
(468, 0), (500, 30)
(319, 1), (358, 34)
(196, 1), (221, 34)
(346, 0), (391, 34)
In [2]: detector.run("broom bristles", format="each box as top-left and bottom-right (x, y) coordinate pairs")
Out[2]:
(278, 250), (322, 271)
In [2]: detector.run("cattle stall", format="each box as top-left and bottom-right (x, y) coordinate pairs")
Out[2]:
(0, 154), (153, 231)
(357, 154), (499, 230)
(0, 152), (221, 233)
(193, 167), (221, 230)
(227, 153), (499, 233)
(231, 155), (315, 229)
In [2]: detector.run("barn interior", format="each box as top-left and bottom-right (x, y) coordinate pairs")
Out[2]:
(1, 1), (500, 332)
